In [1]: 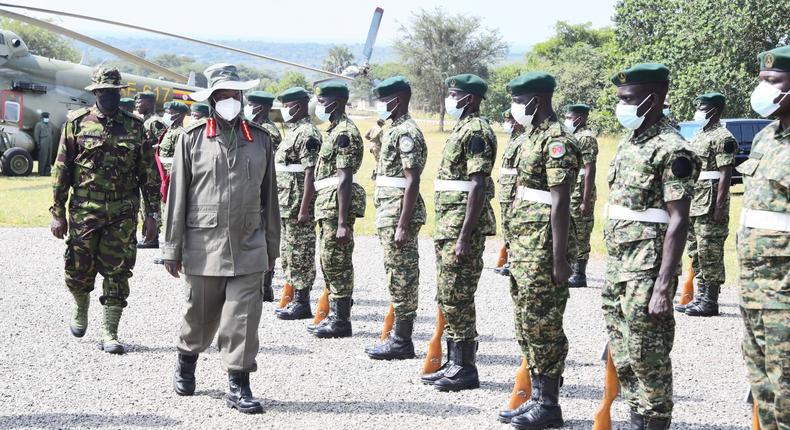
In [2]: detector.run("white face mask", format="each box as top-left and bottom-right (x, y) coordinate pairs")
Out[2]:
(243, 105), (256, 121)
(280, 105), (296, 123)
(214, 97), (241, 121)
(42, 118), (49, 123)
(511, 98), (537, 126)
(315, 101), (335, 123)
(662, 107), (671, 116)
(162, 113), (174, 127)
(616, 96), (652, 130)
(445, 94), (470, 119)
(693, 109), (714, 127)
(750, 81), (789, 118)
(375, 99), (397, 121)
(563, 118), (578, 133)
(501, 122), (513, 134)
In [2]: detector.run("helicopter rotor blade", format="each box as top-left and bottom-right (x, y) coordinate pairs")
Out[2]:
(0, 7), (188, 83)
(362, 7), (383, 64)
(0, 2), (353, 81)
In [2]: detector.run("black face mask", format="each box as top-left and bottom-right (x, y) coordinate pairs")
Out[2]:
(96, 91), (121, 113)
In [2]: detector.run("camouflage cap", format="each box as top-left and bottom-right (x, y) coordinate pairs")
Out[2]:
(84, 66), (128, 91)
(190, 63), (259, 102)
(136, 91), (156, 101)
(278, 87), (310, 103)
(507, 72), (556, 95)
(247, 90), (275, 105)
(610, 63), (670, 86)
(565, 103), (591, 114)
(758, 45), (790, 72)
(167, 101), (190, 113)
(191, 102), (210, 115)
(445, 74), (488, 97)
(315, 81), (349, 99)
(373, 76), (411, 98)
(693, 92), (726, 108)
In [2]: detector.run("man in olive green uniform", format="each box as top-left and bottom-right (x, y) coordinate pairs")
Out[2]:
(674, 93), (736, 317)
(498, 73), (580, 429)
(135, 91), (167, 249)
(34, 112), (54, 176)
(736, 45), (790, 430)
(306, 81), (365, 339)
(420, 74), (497, 392)
(493, 108), (526, 278)
(163, 64), (279, 414)
(603, 64), (699, 429)
(565, 104), (598, 288)
(273, 87), (321, 320)
(50, 66), (160, 354)
(364, 119), (385, 179)
(364, 76), (427, 360)
(190, 103), (209, 122)
(119, 97), (135, 113)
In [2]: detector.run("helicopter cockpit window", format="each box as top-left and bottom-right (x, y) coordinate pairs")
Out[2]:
(4, 101), (20, 122)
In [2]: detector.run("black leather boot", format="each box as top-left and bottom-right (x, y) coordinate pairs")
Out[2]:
(567, 259), (588, 288)
(366, 319), (416, 360)
(262, 271), (274, 302)
(226, 372), (263, 414)
(433, 340), (479, 392)
(645, 416), (671, 429)
(685, 282), (719, 316)
(630, 411), (646, 430)
(420, 338), (455, 385)
(511, 375), (564, 429)
(173, 353), (198, 396)
(494, 263), (511, 277)
(312, 298), (352, 338)
(498, 373), (541, 423)
(136, 238), (159, 249)
(277, 288), (313, 320)
(675, 282), (706, 313)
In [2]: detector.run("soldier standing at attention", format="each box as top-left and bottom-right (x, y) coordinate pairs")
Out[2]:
(190, 102), (209, 122)
(565, 104), (598, 288)
(493, 108), (526, 278)
(498, 73), (580, 429)
(306, 81), (366, 339)
(50, 66), (160, 354)
(163, 64), (279, 414)
(364, 119), (385, 179)
(135, 91), (167, 249)
(737, 45), (790, 429)
(34, 112), (54, 176)
(674, 93), (736, 317)
(604, 63), (699, 429)
(364, 76), (427, 360)
(420, 74), (497, 391)
(273, 87), (322, 320)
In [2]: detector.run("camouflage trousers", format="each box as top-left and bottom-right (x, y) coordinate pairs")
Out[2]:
(319, 217), (356, 300)
(741, 308), (790, 430)
(434, 234), (485, 342)
(377, 224), (421, 321)
(509, 261), (569, 378)
(500, 202), (514, 246)
(687, 215), (728, 286)
(65, 196), (138, 307)
(602, 274), (677, 419)
(280, 217), (317, 291)
(571, 179), (595, 260)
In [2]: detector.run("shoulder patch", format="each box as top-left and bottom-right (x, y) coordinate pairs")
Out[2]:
(548, 141), (567, 159)
(468, 135), (486, 154)
(67, 107), (90, 122)
(723, 139), (737, 154)
(305, 137), (320, 152)
(399, 135), (414, 153)
(335, 134), (351, 149)
(671, 156), (693, 178)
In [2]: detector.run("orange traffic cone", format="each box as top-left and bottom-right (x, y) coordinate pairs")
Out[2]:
(592, 345), (620, 430)
(380, 303), (395, 341)
(753, 400), (760, 430)
(313, 286), (330, 325)
(278, 281), (294, 308)
(421, 306), (446, 374)
(507, 356), (532, 409)
(496, 243), (508, 268)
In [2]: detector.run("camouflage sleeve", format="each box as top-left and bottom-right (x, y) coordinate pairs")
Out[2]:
(465, 130), (495, 176)
(297, 129), (320, 168)
(162, 132), (191, 261)
(662, 148), (700, 202)
(715, 133), (737, 169)
(50, 122), (76, 218)
(335, 132), (361, 170)
(136, 122), (162, 214)
(544, 137), (580, 187)
(581, 135), (598, 166)
(399, 131), (426, 171)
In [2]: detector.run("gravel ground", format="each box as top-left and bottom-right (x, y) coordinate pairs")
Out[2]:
(0, 228), (750, 429)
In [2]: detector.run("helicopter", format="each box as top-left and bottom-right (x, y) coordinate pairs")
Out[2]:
(0, 3), (382, 176)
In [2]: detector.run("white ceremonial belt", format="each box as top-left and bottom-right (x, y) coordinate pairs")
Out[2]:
(275, 163), (305, 173)
(605, 204), (670, 224)
(578, 170), (586, 177)
(159, 157), (174, 165)
(741, 208), (790, 232)
(499, 168), (517, 176)
(376, 176), (407, 188)
(434, 179), (475, 192)
(515, 186), (552, 204)
(314, 175), (357, 191)
(698, 171), (722, 180)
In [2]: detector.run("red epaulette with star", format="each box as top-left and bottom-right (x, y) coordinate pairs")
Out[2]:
(240, 120), (254, 142)
(206, 117), (217, 138)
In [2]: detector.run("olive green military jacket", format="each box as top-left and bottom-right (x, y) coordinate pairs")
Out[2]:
(162, 117), (281, 277)
(687, 122), (736, 217)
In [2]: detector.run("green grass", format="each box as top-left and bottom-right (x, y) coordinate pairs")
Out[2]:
(0, 119), (743, 283)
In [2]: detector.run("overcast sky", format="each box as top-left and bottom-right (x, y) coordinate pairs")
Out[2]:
(7, 0), (615, 48)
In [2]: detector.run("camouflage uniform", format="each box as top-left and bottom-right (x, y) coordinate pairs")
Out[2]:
(258, 118), (282, 152)
(314, 113), (366, 299)
(735, 120), (790, 429)
(570, 124), (598, 261)
(602, 118), (699, 419)
(508, 119), (580, 377)
(157, 123), (184, 227)
(686, 122), (736, 287)
(365, 123), (385, 166)
(434, 112), (497, 341)
(374, 113), (427, 320)
(498, 126), (526, 245)
(276, 117), (321, 292)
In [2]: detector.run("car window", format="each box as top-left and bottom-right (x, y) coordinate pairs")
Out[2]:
(741, 124), (756, 142)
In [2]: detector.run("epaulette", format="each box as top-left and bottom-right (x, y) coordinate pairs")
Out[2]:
(66, 107), (90, 122)
(548, 121), (565, 138)
(184, 118), (208, 134)
(246, 120), (267, 133)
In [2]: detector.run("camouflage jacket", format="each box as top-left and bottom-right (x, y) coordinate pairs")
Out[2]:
(158, 123), (185, 173)
(736, 120), (790, 309)
(314, 113), (366, 221)
(143, 114), (167, 148)
(51, 105), (161, 218)
(258, 118), (282, 152)
(498, 127), (526, 204)
(571, 125), (598, 216)
(604, 117), (700, 282)
(275, 117), (321, 219)
(374, 113), (427, 229)
(687, 122), (736, 217)
(433, 112), (497, 240)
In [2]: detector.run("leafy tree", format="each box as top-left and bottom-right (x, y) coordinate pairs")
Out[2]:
(394, 8), (508, 130)
(1, 17), (79, 62)
(350, 62), (411, 103)
(265, 71), (310, 96)
(322, 45), (355, 74)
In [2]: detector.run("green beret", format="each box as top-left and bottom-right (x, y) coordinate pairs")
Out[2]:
(502, 108), (512, 120)
(168, 101), (189, 113)
(191, 103), (209, 114)
(136, 91), (156, 100)
(119, 97), (134, 104)
(693, 92), (726, 108)
(611, 63), (670, 86)
(758, 45), (790, 72)
(445, 74), (488, 97)
(507, 72), (556, 95)
(41, 112), (50, 118)
(373, 76), (411, 98)
(278, 87), (310, 103)
(566, 103), (591, 114)
(162, 101), (172, 110)
(315, 81), (349, 99)
(247, 90), (275, 104)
